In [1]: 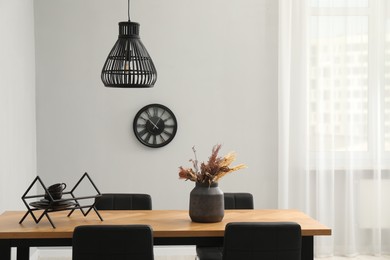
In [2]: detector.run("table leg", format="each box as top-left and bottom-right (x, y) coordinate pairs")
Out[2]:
(17, 246), (29, 260)
(0, 239), (11, 260)
(302, 236), (314, 260)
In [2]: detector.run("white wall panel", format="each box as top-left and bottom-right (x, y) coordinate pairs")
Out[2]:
(0, 0), (37, 213)
(34, 0), (278, 209)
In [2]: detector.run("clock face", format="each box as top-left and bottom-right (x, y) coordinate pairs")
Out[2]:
(133, 104), (178, 148)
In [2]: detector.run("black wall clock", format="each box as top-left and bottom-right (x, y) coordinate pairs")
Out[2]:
(133, 104), (178, 148)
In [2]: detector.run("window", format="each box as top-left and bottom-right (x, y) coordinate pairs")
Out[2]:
(308, 0), (388, 158)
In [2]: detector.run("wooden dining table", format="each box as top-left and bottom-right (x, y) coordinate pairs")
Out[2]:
(0, 209), (331, 260)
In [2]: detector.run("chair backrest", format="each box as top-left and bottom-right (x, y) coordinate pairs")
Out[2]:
(224, 193), (254, 209)
(72, 225), (154, 260)
(95, 193), (152, 210)
(222, 222), (301, 260)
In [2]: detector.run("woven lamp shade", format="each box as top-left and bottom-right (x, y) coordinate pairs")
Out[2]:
(101, 21), (157, 88)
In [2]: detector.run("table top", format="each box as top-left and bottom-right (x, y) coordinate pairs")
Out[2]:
(0, 209), (331, 239)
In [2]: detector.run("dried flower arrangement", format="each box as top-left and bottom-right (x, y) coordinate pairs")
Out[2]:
(178, 144), (246, 185)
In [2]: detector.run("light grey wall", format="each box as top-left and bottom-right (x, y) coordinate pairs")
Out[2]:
(34, 0), (278, 209)
(0, 0), (37, 213)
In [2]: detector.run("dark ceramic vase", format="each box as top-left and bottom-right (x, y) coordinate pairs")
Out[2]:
(189, 182), (224, 223)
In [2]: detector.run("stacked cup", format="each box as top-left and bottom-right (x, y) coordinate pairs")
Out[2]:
(44, 183), (67, 201)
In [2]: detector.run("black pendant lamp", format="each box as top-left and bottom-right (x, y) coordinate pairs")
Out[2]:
(101, 0), (157, 88)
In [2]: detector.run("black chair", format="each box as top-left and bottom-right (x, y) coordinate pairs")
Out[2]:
(72, 225), (154, 260)
(222, 222), (302, 260)
(196, 192), (254, 260)
(223, 193), (254, 209)
(95, 193), (152, 210)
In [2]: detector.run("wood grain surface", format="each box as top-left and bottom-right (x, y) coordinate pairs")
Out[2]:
(0, 209), (331, 239)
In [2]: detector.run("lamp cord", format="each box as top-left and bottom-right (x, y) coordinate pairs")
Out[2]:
(128, 0), (131, 21)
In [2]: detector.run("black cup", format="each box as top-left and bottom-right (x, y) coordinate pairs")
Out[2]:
(45, 183), (66, 200)
(47, 183), (66, 192)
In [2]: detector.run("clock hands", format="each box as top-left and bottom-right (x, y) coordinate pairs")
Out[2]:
(145, 109), (163, 130)
(147, 118), (159, 129)
(142, 111), (160, 130)
(153, 110), (166, 129)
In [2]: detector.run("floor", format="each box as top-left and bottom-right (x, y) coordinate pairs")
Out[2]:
(136, 256), (389, 260)
(315, 257), (390, 260)
(34, 247), (196, 260)
(35, 257), (390, 260)
(159, 256), (390, 260)
(32, 247), (390, 260)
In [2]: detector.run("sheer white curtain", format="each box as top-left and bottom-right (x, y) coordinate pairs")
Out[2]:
(278, 0), (390, 256)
